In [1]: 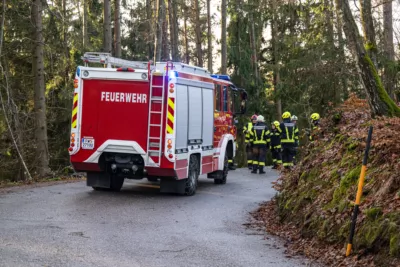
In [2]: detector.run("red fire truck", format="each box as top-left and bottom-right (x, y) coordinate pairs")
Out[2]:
(69, 52), (247, 196)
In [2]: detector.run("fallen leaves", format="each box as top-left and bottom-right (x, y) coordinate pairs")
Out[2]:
(249, 95), (400, 267)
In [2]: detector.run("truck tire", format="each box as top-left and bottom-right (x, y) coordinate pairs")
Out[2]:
(214, 154), (228, 184)
(185, 155), (199, 196)
(110, 176), (124, 191)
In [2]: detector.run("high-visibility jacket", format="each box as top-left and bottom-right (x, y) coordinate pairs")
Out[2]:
(279, 120), (299, 144)
(269, 128), (281, 149)
(250, 122), (270, 145)
(243, 122), (254, 144)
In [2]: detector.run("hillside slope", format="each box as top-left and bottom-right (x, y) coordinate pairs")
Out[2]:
(252, 95), (400, 266)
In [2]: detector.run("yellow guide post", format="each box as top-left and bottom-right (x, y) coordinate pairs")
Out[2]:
(346, 126), (373, 257)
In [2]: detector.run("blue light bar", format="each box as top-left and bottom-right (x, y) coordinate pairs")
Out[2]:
(211, 74), (231, 81)
(76, 67), (80, 77)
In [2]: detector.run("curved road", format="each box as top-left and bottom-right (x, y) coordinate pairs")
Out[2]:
(0, 168), (313, 267)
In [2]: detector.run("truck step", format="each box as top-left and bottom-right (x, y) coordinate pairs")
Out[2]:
(149, 124), (161, 127)
(151, 85), (163, 88)
(151, 97), (162, 101)
(150, 111), (162, 114)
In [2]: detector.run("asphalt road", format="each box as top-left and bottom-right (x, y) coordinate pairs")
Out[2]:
(0, 168), (313, 267)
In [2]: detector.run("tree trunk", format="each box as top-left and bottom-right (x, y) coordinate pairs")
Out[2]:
(146, 0), (153, 59)
(249, 10), (258, 80)
(334, 0), (348, 100)
(183, 5), (189, 64)
(103, 0), (112, 53)
(220, 0), (227, 73)
(336, 0), (400, 117)
(155, 0), (164, 61)
(168, 0), (175, 60)
(360, 0), (377, 67)
(271, 0), (281, 119)
(207, 0), (212, 72)
(32, 0), (50, 177)
(83, 0), (88, 50)
(172, 0), (179, 61)
(114, 0), (121, 57)
(62, 0), (69, 83)
(382, 1), (396, 100)
(160, 0), (169, 60)
(194, 0), (203, 67)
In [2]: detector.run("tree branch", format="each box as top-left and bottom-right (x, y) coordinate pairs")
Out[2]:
(0, 0), (33, 180)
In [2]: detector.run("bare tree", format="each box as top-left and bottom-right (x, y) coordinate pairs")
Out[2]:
(114, 0), (121, 57)
(220, 0), (227, 73)
(83, 0), (88, 50)
(335, 0), (400, 117)
(382, 0), (396, 100)
(154, 0), (164, 61)
(360, 0), (377, 67)
(271, 0), (281, 119)
(183, 4), (189, 64)
(146, 0), (153, 59)
(194, 0), (203, 66)
(32, 0), (51, 176)
(161, 0), (169, 60)
(207, 0), (212, 72)
(168, 0), (180, 61)
(103, 0), (112, 53)
(0, 0), (32, 180)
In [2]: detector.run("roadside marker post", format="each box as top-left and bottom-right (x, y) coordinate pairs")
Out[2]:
(346, 126), (373, 257)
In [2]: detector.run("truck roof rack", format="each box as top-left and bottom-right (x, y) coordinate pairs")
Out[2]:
(82, 52), (154, 70)
(81, 52), (212, 78)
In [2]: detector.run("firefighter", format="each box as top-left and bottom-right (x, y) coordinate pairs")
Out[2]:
(280, 111), (299, 169)
(269, 121), (282, 169)
(243, 114), (258, 169)
(249, 115), (269, 174)
(291, 115), (299, 165)
(308, 113), (321, 142)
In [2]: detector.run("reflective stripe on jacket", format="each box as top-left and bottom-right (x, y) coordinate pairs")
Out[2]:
(279, 122), (299, 144)
(250, 123), (270, 145)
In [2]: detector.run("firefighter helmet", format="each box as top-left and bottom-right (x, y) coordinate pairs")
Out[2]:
(272, 121), (280, 127)
(257, 115), (265, 122)
(310, 113), (320, 121)
(251, 114), (258, 120)
(282, 111), (291, 119)
(291, 115), (298, 121)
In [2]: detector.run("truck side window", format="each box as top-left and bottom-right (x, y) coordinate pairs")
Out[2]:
(215, 84), (221, 111)
(229, 87), (235, 113)
(223, 86), (228, 112)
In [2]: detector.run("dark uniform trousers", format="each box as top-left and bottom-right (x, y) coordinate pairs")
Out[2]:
(282, 143), (295, 167)
(271, 146), (282, 166)
(252, 144), (267, 170)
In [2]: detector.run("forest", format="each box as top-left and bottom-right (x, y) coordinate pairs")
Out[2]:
(0, 0), (399, 181)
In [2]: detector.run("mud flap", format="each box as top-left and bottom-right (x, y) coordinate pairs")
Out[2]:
(160, 179), (186, 194)
(87, 172), (111, 188)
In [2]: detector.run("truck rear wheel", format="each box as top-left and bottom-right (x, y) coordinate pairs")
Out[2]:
(185, 155), (199, 196)
(214, 155), (228, 184)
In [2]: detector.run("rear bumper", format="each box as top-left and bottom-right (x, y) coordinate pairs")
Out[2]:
(71, 162), (101, 172)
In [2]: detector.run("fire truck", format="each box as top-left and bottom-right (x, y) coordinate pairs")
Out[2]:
(68, 52), (247, 196)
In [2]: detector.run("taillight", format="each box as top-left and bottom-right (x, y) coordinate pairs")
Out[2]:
(73, 79), (78, 88)
(116, 67), (135, 72)
(69, 133), (76, 152)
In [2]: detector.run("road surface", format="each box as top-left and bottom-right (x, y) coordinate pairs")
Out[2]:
(0, 168), (314, 267)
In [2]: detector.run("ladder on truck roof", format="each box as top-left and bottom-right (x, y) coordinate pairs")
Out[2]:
(82, 52), (212, 78)
(82, 52), (153, 70)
